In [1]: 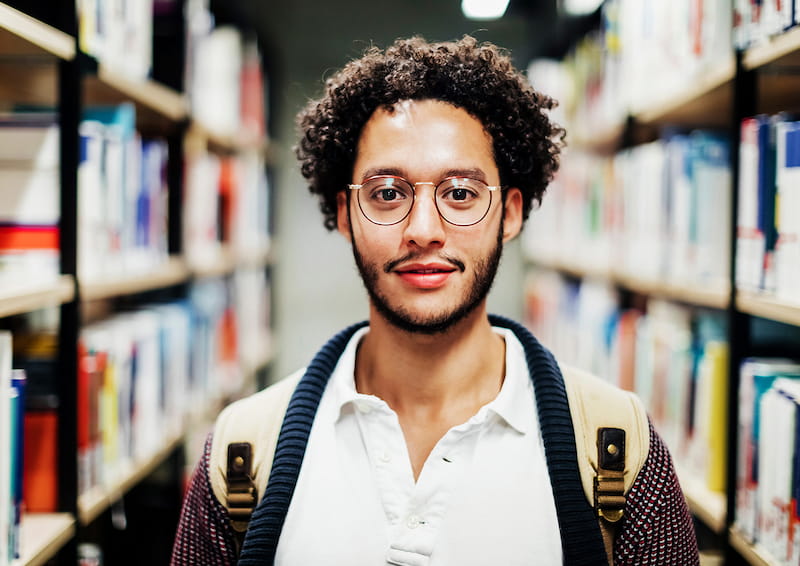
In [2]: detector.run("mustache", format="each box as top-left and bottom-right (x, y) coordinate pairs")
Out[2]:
(384, 253), (466, 274)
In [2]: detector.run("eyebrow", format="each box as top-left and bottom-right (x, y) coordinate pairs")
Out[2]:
(358, 167), (489, 183)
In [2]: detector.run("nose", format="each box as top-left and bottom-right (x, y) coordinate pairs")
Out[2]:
(402, 184), (446, 249)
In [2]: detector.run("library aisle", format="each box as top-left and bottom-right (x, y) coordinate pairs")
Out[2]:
(0, 1), (273, 564)
(4, 0), (800, 565)
(522, 2), (800, 565)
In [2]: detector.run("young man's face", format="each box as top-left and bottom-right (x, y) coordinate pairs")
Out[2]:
(337, 99), (523, 334)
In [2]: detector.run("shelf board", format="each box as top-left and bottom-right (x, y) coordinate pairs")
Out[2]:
(676, 466), (727, 534)
(77, 427), (184, 525)
(187, 121), (270, 155)
(15, 513), (75, 566)
(0, 3), (75, 60)
(737, 291), (800, 326)
(633, 55), (736, 128)
(80, 257), (190, 300)
(84, 65), (188, 132)
(189, 243), (272, 279)
(568, 121), (626, 154)
(0, 275), (75, 317)
(744, 26), (800, 70)
(527, 257), (730, 309)
(730, 527), (781, 566)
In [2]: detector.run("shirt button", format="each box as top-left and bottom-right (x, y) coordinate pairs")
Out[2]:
(406, 515), (422, 529)
(379, 451), (391, 463)
(355, 400), (372, 414)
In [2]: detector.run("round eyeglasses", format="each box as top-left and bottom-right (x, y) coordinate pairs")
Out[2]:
(347, 175), (502, 226)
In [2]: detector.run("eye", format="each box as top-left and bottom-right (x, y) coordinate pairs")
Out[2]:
(438, 179), (482, 203)
(376, 188), (401, 202)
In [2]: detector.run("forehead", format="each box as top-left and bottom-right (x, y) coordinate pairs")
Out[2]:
(353, 99), (496, 179)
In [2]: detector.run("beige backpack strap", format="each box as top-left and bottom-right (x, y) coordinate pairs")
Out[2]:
(208, 369), (304, 548)
(561, 364), (650, 565)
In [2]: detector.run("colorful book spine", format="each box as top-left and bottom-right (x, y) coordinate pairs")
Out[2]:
(735, 358), (800, 543)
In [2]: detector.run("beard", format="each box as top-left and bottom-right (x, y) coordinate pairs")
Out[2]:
(351, 219), (504, 335)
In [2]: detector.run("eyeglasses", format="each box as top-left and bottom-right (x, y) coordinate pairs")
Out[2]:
(348, 175), (502, 226)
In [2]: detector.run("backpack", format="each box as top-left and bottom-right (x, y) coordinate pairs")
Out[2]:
(208, 322), (649, 565)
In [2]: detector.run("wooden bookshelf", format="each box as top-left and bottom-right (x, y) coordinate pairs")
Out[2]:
(569, 121), (626, 155)
(84, 65), (188, 132)
(77, 426), (184, 525)
(0, 276), (75, 318)
(675, 466), (726, 534)
(527, 257), (730, 310)
(736, 291), (800, 327)
(744, 26), (800, 70)
(80, 257), (191, 300)
(633, 55), (736, 128)
(15, 513), (75, 566)
(729, 527), (781, 566)
(0, 3), (75, 60)
(187, 121), (270, 156)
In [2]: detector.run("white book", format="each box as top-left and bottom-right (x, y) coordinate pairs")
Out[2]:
(0, 331), (12, 566)
(774, 121), (800, 303)
(736, 117), (763, 291)
(0, 169), (59, 225)
(0, 123), (59, 169)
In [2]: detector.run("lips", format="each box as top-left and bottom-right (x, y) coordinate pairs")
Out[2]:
(394, 263), (458, 289)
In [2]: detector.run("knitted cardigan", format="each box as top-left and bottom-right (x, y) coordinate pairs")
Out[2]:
(237, 315), (608, 565)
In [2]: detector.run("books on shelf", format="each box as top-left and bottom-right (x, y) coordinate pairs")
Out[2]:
(734, 0), (799, 50)
(735, 358), (800, 559)
(77, 271), (271, 498)
(529, 0), (733, 139)
(184, 149), (271, 269)
(78, 103), (170, 281)
(0, 113), (60, 289)
(524, 130), (731, 292)
(737, 114), (800, 303)
(0, 332), (32, 565)
(78, 0), (154, 80)
(524, 270), (729, 497)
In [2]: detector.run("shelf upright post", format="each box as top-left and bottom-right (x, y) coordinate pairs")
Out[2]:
(167, 130), (184, 256)
(725, 48), (757, 565)
(56, 2), (82, 562)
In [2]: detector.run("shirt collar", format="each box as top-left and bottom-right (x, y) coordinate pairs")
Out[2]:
(326, 325), (532, 434)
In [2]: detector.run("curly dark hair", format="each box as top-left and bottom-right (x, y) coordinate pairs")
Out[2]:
(296, 35), (566, 231)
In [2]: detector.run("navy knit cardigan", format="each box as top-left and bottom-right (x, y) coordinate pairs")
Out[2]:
(238, 315), (608, 565)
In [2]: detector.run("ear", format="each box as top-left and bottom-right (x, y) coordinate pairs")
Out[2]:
(501, 187), (523, 242)
(336, 190), (352, 241)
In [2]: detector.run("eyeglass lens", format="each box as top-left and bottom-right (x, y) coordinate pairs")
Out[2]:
(357, 177), (493, 226)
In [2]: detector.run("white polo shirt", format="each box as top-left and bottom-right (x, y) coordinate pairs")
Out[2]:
(276, 327), (563, 566)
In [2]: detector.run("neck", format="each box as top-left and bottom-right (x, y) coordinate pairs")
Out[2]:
(355, 304), (505, 417)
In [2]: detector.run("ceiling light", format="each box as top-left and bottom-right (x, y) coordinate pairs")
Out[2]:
(560, 0), (603, 15)
(461, 0), (510, 20)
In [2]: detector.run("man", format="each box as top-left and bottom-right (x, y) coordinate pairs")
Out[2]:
(172, 36), (699, 565)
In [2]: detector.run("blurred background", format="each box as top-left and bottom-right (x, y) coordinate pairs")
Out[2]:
(4, 0), (800, 564)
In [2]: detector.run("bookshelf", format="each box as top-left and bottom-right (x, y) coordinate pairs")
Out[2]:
(0, 4), (74, 60)
(0, 277), (74, 318)
(80, 258), (190, 301)
(0, 1), (273, 562)
(527, 258), (730, 310)
(633, 54), (737, 128)
(524, 5), (800, 565)
(14, 514), (75, 566)
(729, 529), (781, 566)
(77, 426), (184, 526)
(736, 291), (800, 327)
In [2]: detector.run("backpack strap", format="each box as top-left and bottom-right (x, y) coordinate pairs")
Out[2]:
(208, 369), (304, 552)
(561, 363), (650, 565)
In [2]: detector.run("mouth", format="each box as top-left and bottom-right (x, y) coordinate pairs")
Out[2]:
(393, 263), (458, 289)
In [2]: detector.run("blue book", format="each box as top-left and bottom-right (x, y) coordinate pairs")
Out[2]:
(9, 370), (25, 560)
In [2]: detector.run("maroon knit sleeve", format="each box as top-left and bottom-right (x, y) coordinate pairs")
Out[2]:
(613, 421), (700, 566)
(171, 434), (239, 566)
